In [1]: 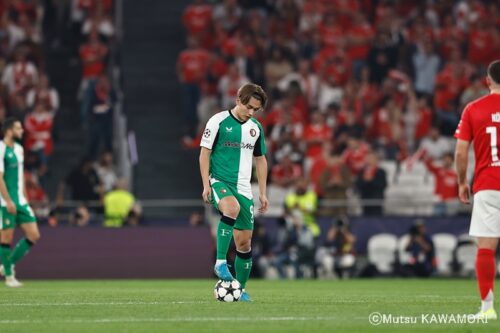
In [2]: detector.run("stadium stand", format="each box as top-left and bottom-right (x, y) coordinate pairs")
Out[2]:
(177, 0), (497, 220)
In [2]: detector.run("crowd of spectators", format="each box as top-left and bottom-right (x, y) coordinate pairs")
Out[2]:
(177, 0), (496, 227)
(49, 0), (138, 227)
(0, 0), (55, 218)
(0, 0), (136, 226)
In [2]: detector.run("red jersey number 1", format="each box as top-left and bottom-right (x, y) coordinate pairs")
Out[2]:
(486, 126), (499, 162)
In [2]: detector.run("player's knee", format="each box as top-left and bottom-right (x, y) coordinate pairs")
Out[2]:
(28, 231), (41, 243)
(224, 203), (240, 219)
(237, 241), (251, 253)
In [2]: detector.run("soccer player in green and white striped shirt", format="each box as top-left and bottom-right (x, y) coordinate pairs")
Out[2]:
(200, 83), (269, 302)
(0, 118), (40, 287)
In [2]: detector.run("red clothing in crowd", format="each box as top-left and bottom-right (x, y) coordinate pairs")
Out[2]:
(318, 22), (344, 48)
(79, 42), (108, 78)
(414, 106), (432, 141)
(369, 107), (404, 143)
(424, 158), (458, 201)
(24, 172), (48, 203)
(434, 68), (469, 110)
(309, 155), (328, 195)
(347, 23), (374, 60)
(9, 0), (38, 21)
(436, 26), (465, 60)
(271, 163), (303, 186)
(177, 48), (210, 84)
(455, 93), (500, 193)
(342, 142), (370, 175)
(182, 3), (212, 36)
(334, 0), (359, 29)
(322, 58), (351, 85)
(24, 112), (54, 155)
(467, 27), (495, 65)
(78, 0), (113, 14)
(265, 105), (304, 130)
(303, 124), (332, 159)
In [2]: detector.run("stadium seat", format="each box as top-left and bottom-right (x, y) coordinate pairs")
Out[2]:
(456, 243), (477, 277)
(383, 161), (436, 216)
(432, 233), (458, 275)
(379, 160), (398, 185)
(367, 233), (398, 274)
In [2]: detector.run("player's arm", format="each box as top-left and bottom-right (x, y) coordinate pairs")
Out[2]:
(199, 147), (212, 204)
(455, 139), (471, 204)
(0, 172), (16, 214)
(0, 144), (15, 214)
(199, 114), (221, 204)
(255, 155), (269, 213)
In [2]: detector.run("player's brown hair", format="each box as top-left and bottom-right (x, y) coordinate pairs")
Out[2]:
(237, 83), (267, 109)
(487, 60), (500, 84)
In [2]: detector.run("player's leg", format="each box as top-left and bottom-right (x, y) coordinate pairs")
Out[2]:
(233, 229), (252, 288)
(476, 237), (498, 318)
(211, 181), (239, 280)
(470, 191), (499, 319)
(233, 195), (254, 301)
(9, 205), (39, 267)
(10, 222), (40, 266)
(0, 226), (22, 287)
(0, 227), (14, 277)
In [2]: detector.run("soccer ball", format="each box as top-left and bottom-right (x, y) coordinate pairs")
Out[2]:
(213, 279), (242, 302)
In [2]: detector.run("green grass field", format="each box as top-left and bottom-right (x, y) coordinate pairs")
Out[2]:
(0, 279), (499, 333)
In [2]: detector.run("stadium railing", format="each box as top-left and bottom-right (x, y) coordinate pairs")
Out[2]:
(38, 197), (470, 219)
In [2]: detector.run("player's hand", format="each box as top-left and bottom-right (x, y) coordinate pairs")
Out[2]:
(6, 200), (16, 214)
(258, 194), (269, 214)
(202, 187), (212, 204)
(458, 183), (471, 204)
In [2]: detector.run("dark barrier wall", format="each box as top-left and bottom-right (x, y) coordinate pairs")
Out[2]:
(14, 217), (471, 279)
(16, 227), (213, 279)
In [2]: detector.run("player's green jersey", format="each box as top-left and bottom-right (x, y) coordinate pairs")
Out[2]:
(0, 141), (27, 206)
(200, 110), (266, 199)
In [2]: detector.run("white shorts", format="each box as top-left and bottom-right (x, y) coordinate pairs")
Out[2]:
(470, 190), (500, 237)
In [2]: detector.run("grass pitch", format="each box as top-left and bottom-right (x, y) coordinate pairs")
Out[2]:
(0, 279), (499, 333)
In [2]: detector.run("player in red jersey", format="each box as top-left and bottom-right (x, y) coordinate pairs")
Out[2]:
(454, 60), (500, 320)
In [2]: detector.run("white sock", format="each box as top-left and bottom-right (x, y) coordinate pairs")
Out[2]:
(215, 259), (227, 266)
(481, 290), (494, 312)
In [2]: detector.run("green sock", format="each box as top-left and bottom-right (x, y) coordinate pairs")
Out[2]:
(216, 216), (235, 260)
(10, 238), (34, 265)
(235, 250), (252, 289)
(0, 243), (12, 276)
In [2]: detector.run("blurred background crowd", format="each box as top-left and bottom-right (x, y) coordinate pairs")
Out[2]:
(178, 0), (498, 220)
(0, 0), (494, 278)
(0, 0), (139, 227)
(176, 0), (500, 278)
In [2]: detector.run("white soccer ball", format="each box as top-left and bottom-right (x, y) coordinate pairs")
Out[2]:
(213, 279), (242, 302)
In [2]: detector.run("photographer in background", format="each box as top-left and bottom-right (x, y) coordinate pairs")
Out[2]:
(404, 221), (436, 277)
(315, 218), (356, 279)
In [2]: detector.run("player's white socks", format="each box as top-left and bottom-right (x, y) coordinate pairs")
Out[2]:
(482, 290), (494, 312)
(215, 259), (227, 266)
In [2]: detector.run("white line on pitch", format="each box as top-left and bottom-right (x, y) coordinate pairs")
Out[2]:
(0, 301), (210, 306)
(0, 317), (338, 324)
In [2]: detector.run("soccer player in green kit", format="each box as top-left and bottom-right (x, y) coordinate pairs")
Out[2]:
(0, 118), (40, 287)
(200, 83), (269, 302)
